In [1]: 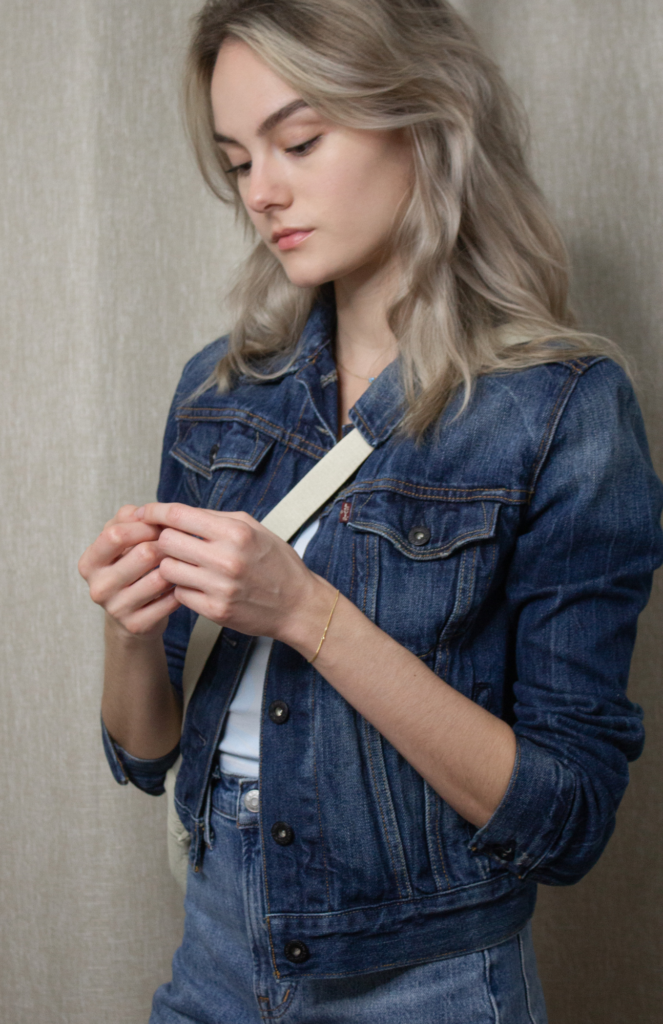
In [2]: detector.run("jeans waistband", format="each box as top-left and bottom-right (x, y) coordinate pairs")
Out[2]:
(209, 759), (260, 826)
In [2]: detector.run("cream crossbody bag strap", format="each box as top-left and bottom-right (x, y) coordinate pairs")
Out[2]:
(165, 427), (374, 891)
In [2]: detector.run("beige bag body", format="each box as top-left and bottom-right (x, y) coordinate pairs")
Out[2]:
(166, 427), (374, 891)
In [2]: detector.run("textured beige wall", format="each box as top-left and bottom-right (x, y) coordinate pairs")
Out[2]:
(0, 2), (660, 1022)
(0, 2), (246, 1021)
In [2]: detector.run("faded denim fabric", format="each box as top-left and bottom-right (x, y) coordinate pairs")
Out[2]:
(103, 298), (663, 980)
(149, 768), (548, 1023)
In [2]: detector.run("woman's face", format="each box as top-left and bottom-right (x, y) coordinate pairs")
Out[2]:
(210, 39), (414, 289)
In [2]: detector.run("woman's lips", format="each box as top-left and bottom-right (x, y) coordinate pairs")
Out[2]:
(277, 230), (314, 251)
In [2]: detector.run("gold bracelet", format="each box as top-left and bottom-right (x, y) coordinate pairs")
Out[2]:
(308, 589), (340, 665)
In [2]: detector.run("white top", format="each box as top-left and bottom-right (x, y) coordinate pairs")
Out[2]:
(218, 517), (321, 776)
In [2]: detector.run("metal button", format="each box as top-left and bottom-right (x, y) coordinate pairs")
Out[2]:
(408, 525), (431, 546)
(269, 700), (290, 724)
(271, 821), (295, 846)
(208, 443), (219, 466)
(493, 841), (516, 863)
(284, 939), (310, 964)
(243, 789), (260, 813)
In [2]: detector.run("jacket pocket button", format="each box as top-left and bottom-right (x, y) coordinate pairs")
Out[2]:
(208, 443), (219, 466)
(271, 821), (295, 846)
(269, 700), (290, 724)
(493, 841), (516, 862)
(408, 525), (431, 546)
(285, 940), (310, 964)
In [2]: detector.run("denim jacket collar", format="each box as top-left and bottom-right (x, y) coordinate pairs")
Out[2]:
(247, 298), (406, 449)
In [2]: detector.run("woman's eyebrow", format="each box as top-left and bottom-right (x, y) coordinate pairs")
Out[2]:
(213, 99), (312, 145)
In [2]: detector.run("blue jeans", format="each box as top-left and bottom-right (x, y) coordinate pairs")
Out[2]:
(151, 769), (548, 1024)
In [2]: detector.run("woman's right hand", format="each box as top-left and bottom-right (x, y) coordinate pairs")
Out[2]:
(78, 504), (181, 638)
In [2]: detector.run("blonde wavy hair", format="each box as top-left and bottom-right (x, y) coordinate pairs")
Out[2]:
(184, 0), (617, 436)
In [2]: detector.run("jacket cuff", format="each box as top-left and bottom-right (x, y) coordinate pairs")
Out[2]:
(101, 715), (180, 796)
(468, 736), (576, 879)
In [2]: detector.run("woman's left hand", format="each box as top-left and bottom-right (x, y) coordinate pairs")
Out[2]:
(134, 502), (330, 641)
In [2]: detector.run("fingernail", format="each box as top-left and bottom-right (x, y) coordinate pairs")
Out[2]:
(135, 506), (145, 519)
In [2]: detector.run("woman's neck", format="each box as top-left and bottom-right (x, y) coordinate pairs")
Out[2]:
(332, 258), (401, 436)
(333, 257), (400, 373)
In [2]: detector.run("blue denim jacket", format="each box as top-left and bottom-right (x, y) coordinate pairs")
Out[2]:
(103, 301), (663, 979)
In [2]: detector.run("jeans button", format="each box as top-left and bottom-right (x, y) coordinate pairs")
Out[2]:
(271, 821), (295, 846)
(285, 940), (310, 964)
(243, 789), (260, 813)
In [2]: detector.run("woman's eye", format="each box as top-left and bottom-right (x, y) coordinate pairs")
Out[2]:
(225, 160), (252, 178)
(224, 135), (322, 178)
(285, 134), (322, 156)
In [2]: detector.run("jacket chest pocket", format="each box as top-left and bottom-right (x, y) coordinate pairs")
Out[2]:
(347, 491), (501, 656)
(170, 417), (275, 511)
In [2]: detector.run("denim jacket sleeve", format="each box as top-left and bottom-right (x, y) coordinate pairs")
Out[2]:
(101, 715), (180, 796)
(470, 359), (663, 884)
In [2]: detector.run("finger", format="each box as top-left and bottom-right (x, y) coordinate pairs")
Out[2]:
(103, 504), (143, 529)
(87, 541), (162, 603)
(105, 566), (176, 619)
(118, 590), (182, 637)
(91, 522), (162, 569)
(170, 584), (228, 624)
(158, 557), (226, 595)
(137, 502), (256, 543)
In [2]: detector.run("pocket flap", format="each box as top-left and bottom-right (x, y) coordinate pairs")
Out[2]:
(171, 419), (275, 479)
(349, 493), (500, 559)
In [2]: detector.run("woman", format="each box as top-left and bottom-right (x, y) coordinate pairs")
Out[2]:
(79, 1), (663, 1021)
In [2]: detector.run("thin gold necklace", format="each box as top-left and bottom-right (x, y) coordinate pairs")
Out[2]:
(335, 359), (378, 384)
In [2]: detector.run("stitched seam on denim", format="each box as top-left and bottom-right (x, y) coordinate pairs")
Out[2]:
(323, 517), (338, 580)
(354, 404), (404, 443)
(518, 930), (539, 1024)
(260, 985), (296, 1021)
(269, 870), (524, 919)
(253, 405), (307, 516)
(424, 785), (443, 890)
(355, 491), (373, 518)
(520, 769), (579, 880)
(210, 469), (234, 511)
(484, 946), (501, 1023)
(352, 408), (377, 441)
(349, 534), (356, 605)
(528, 370), (580, 491)
(176, 407), (327, 457)
(264, 917), (281, 980)
(363, 716), (406, 898)
(366, 534), (379, 622)
(478, 741), (522, 864)
(311, 673), (332, 909)
(372, 727), (414, 898)
(171, 448), (213, 480)
(284, 946), (476, 979)
(362, 534), (369, 613)
(187, 468), (202, 504)
(432, 787), (452, 890)
(343, 479), (530, 501)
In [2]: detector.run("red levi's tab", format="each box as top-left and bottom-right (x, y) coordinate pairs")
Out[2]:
(339, 501), (352, 523)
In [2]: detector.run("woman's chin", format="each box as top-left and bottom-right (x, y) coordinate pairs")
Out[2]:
(281, 265), (333, 290)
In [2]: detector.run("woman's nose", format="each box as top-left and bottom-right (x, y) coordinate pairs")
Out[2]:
(244, 156), (291, 213)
